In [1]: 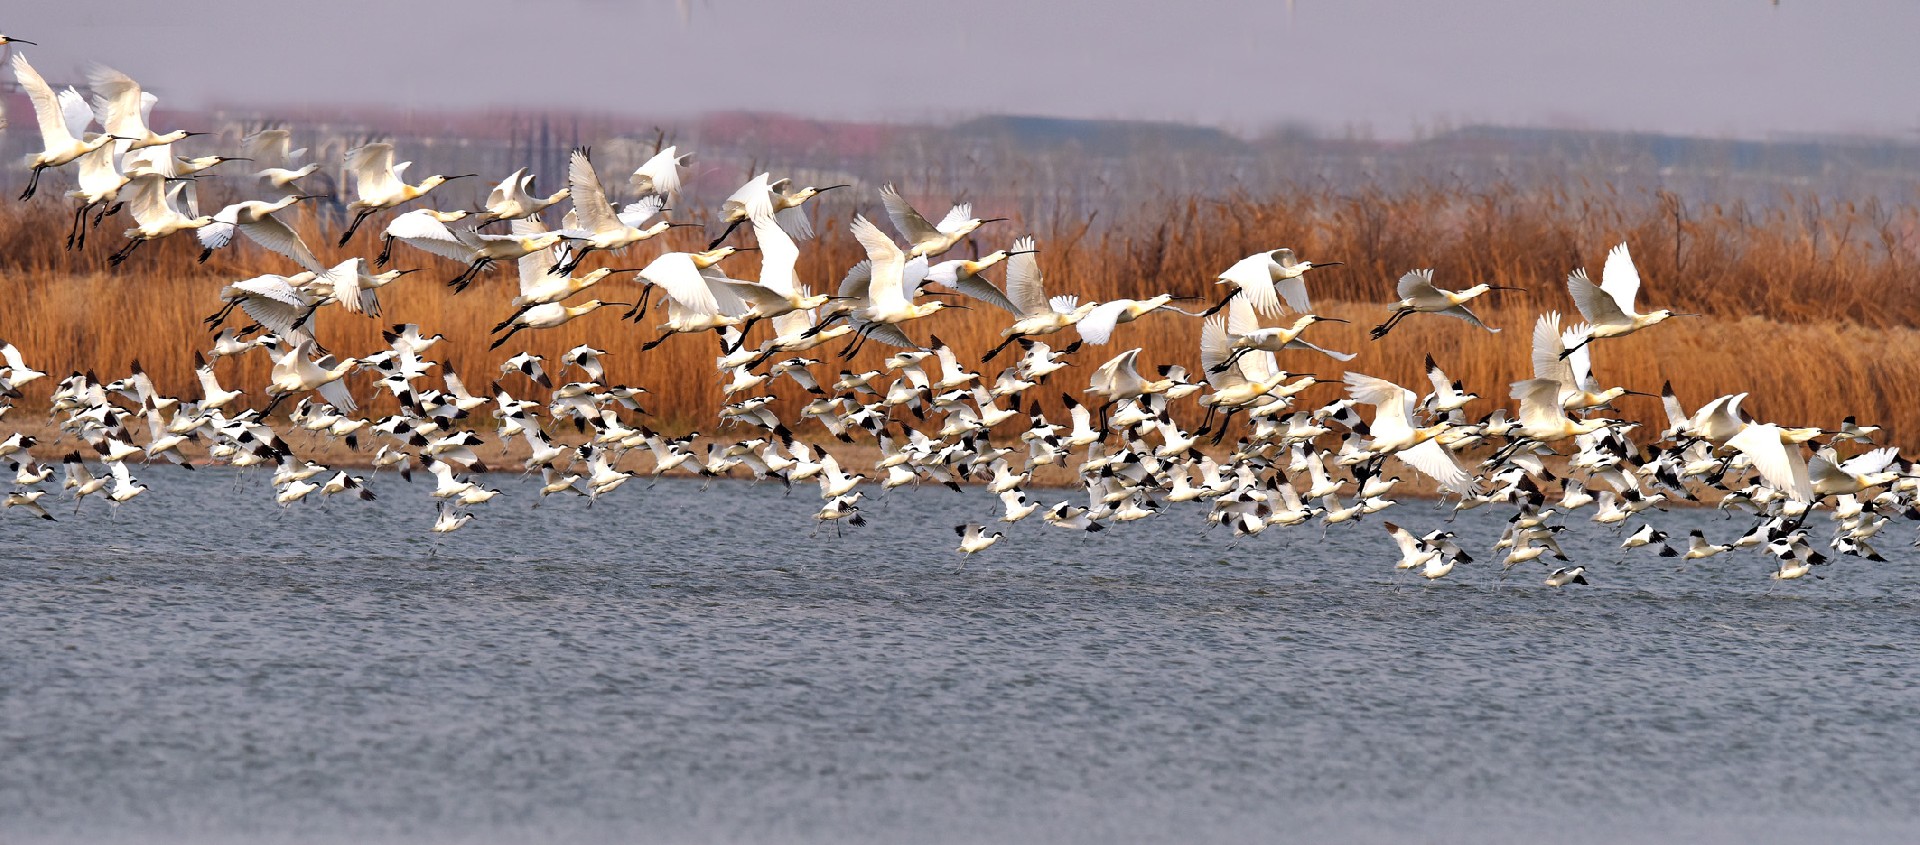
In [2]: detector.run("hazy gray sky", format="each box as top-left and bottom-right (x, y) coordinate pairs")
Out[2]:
(8, 0), (1917, 138)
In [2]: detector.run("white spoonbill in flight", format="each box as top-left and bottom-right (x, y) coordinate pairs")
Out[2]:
(62, 144), (126, 250)
(110, 172), (214, 265)
(830, 215), (955, 358)
(10, 52), (119, 200)
(1208, 248), (1341, 317)
(338, 142), (474, 246)
(243, 129), (319, 192)
(925, 248), (1028, 314)
(475, 167), (568, 224)
(556, 149), (691, 272)
(629, 145), (692, 199)
(1343, 372), (1476, 495)
(196, 194), (328, 272)
(1371, 268), (1517, 340)
(1562, 242), (1692, 358)
(1212, 310), (1354, 372)
(878, 184), (1005, 259)
(1530, 312), (1642, 412)
(1075, 295), (1205, 346)
(1726, 423), (1815, 503)
(980, 236), (1098, 361)
(489, 300), (630, 351)
(707, 172), (848, 248)
(85, 64), (206, 154)
(722, 214), (833, 344)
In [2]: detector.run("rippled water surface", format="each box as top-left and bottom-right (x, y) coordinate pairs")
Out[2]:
(3, 468), (1918, 844)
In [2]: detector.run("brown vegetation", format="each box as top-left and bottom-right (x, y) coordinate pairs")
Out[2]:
(3, 181), (1918, 451)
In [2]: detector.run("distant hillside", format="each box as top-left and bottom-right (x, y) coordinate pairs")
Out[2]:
(6, 100), (1920, 206)
(1424, 124), (1920, 175)
(948, 115), (1248, 155)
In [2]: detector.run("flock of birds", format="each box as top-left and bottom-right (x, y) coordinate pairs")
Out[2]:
(0, 38), (1911, 585)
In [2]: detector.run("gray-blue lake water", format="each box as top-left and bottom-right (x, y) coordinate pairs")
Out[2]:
(3, 468), (1917, 844)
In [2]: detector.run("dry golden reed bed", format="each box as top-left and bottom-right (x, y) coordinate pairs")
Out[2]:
(3, 182), (1918, 449)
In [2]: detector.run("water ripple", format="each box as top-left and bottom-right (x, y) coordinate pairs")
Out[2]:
(2, 469), (1918, 844)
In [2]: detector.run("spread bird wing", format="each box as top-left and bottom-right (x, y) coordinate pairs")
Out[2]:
(1003, 236), (1049, 317)
(1088, 348), (1139, 394)
(83, 64), (147, 141)
(1275, 275), (1310, 314)
(769, 303), (814, 339)
(1076, 300), (1131, 345)
(933, 202), (973, 235)
(1397, 439), (1476, 495)
(324, 259), (369, 315)
(1567, 268), (1628, 326)
(1510, 377), (1567, 432)
(485, 167), (524, 209)
(838, 259), (873, 301)
(121, 173), (173, 226)
(242, 129), (292, 167)
(11, 53), (79, 149)
(313, 354), (358, 413)
(1839, 446), (1899, 476)
(1219, 254), (1280, 316)
(775, 204), (814, 241)
(197, 209), (240, 251)
(1438, 304), (1498, 333)
(1225, 295), (1260, 338)
(851, 214), (906, 308)
(1384, 522), (1425, 557)
(642, 253), (721, 316)
(938, 266), (1019, 316)
(1806, 454), (1847, 490)
(879, 184), (941, 245)
(749, 214), (799, 296)
(1531, 312), (1574, 386)
(1343, 372), (1408, 413)
(629, 145), (685, 197)
(243, 213), (325, 274)
(858, 321), (918, 350)
(617, 195), (665, 229)
(1288, 338), (1355, 362)
(231, 284), (313, 342)
(511, 217), (563, 293)
(1728, 424), (1812, 502)
(727, 173), (776, 221)
(1660, 383), (1689, 433)
(567, 148), (620, 233)
(1561, 325), (1595, 391)
(386, 212), (472, 263)
(1396, 269), (1436, 300)
(1600, 242), (1643, 314)
(59, 86), (93, 140)
(345, 143), (401, 199)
